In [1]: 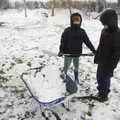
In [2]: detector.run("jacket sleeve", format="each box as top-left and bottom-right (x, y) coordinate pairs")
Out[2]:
(59, 30), (66, 53)
(82, 30), (96, 54)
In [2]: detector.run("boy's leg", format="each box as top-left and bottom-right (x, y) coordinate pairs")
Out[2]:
(73, 57), (79, 82)
(97, 64), (111, 98)
(73, 57), (79, 72)
(64, 56), (72, 75)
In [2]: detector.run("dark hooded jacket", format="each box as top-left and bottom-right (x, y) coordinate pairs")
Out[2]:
(94, 9), (120, 76)
(59, 13), (96, 56)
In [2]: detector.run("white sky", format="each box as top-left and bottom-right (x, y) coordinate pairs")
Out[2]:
(9, 0), (117, 3)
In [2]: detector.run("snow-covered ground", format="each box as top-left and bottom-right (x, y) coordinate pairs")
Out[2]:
(0, 8), (120, 120)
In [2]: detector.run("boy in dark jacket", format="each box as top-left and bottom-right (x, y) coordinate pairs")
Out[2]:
(58, 13), (96, 84)
(94, 9), (120, 102)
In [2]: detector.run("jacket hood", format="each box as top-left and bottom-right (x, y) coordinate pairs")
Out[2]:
(70, 13), (82, 28)
(100, 9), (118, 31)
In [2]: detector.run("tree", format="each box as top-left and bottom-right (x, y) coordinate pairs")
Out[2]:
(51, 0), (55, 16)
(0, 0), (9, 9)
(23, 0), (27, 17)
(97, 0), (106, 12)
(67, 0), (72, 15)
(118, 0), (120, 6)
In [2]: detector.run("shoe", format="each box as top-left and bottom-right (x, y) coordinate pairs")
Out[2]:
(95, 93), (108, 102)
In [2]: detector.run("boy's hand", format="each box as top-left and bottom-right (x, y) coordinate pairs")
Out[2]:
(58, 52), (63, 57)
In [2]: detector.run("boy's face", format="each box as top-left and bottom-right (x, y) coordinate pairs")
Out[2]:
(72, 16), (81, 25)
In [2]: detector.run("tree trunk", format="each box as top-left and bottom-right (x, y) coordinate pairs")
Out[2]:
(51, 0), (55, 16)
(97, 0), (106, 13)
(68, 0), (72, 16)
(118, 0), (120, 6)
(23, 0), (27, 17)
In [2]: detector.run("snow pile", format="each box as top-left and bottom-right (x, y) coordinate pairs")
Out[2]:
(0, 8), (120, 120)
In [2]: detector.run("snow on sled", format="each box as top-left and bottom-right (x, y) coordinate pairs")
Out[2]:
(21, 62), (78, 107)
(21, 65), (66, 106)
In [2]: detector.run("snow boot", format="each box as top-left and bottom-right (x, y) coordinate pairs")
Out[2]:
(95, 93), (108, 102)
(74, 71), (80, 84)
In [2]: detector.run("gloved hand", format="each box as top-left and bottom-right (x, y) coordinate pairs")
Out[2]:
(58, 52), (63, 57)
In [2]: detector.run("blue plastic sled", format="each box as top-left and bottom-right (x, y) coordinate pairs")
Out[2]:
(21, 71), (66, 107)
(60, 74), (78, 94)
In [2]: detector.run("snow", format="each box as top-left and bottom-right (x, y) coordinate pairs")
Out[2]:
(23, 61), (66, 102)
(0, 8), (120, 120)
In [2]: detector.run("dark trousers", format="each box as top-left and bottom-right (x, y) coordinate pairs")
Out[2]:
(97, 64), (111, 95)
